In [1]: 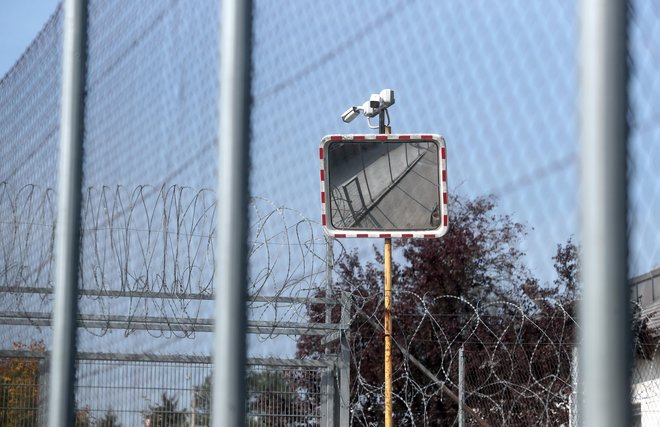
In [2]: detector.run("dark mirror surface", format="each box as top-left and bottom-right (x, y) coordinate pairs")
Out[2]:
(327, 140), (441, 231)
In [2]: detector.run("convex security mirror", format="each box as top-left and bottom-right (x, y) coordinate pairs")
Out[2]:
(320, 134), (448, 238)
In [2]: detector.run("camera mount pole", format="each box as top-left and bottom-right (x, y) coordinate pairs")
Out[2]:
(379, 109), (394, 427)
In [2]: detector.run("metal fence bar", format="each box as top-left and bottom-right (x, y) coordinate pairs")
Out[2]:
(213, 0), (253, 426)
(0, 351), (334, 368)
(570, 347), (579, 427)
(0, 287), (341, 305)
(48, 0), (87, 426)
(321, 366), (334, 426)
(458, 345), (465, 427)
(579, 1), (630, 426)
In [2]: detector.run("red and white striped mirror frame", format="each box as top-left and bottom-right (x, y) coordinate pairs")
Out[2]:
(319, 134), (448, 238)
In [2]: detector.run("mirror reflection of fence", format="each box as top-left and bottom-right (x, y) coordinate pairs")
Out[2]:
(327, 141), (440, 231)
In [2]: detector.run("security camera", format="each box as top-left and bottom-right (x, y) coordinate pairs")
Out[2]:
(362, 100), (378, 118)
(369, 93), (381, 109)
(341, 106), (360, 123)
(340, 89), (395, 125)
(380, 89), (394, 108)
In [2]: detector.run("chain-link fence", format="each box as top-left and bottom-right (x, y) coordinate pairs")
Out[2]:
(0, 352), (334, 426)
(633, 352), (660, 427)
(1, 0), (659, 425)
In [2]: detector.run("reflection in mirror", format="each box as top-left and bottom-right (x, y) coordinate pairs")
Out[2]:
(327, 141), (441, 231)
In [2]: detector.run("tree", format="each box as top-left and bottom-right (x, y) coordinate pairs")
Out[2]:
(246, 369), (319, 427)
(192, 369), (316, 427)
(0, 341), (98, 427)
(0, 341), (44, 427)
(192, 376), (211, 426)
(74, 405), (92, 427)
(144, 393), (187, 427)
(297, 195), (580, 426)
(96, 409), (122, 427)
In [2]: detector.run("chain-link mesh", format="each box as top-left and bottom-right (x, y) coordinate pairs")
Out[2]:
(0, 0), (659, 426)
(633, 352), (660, 427)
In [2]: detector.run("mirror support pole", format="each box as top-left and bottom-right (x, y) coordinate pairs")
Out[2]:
(384, 236), (393, 427)
(381, 109), (394, 427)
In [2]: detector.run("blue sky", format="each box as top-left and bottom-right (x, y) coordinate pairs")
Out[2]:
(0, 1), (60, 78)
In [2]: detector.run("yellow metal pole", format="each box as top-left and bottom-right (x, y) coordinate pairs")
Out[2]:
(383, 122), (393, 427)
(384, 236), (393, 427)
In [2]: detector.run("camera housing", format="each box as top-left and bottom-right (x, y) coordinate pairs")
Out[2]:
(362, 100), (378, 118)
(369, 93), (381, 109)
(380, 89), (395, 107)
(341, 106), (360, 123)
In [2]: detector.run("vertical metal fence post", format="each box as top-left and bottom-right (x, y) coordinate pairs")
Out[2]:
(213, 0), (253, 425)
(324, 236), (335, 426)
(458, 345), (465, 427)
(340, 292), (351, 427)
(326, 237), (334, 327)
(321, 367), (333, 427)
(570, 347), (579, 427)
(49, 1), (87, 426)
(579, 1), (630, 426)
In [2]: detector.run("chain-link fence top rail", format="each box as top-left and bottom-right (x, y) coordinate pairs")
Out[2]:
(1, 0), (660, 425)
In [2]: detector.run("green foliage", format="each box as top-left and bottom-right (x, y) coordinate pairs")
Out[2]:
(192, 376), (211, 426)
(145, 393), (187, 427)
(96, 409), (122, 427)
(192, 370), (314, 427)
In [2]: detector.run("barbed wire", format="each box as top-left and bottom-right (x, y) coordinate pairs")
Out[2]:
(338, 291), (578, 426)
(329, 290), (659, 426)
(0, 182), (347, 343)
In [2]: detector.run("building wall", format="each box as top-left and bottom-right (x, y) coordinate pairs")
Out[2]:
(631, 268), (660, 308)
